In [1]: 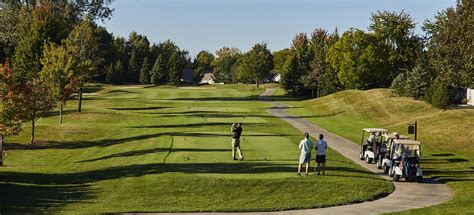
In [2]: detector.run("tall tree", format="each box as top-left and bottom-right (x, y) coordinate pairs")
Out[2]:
(64, 16), (98, 113)
(280, 33), (311, 95)
(150, 54), (166, 85)
(281, 53), (302, 95)
(193, 50), (214, 82)
(168, 51), (184, 86)
(127, 49), (140, 83)
(139, 56), (151, 84)
(40, 42), (76, 125)
(212, 47), (240, 83)
(272, 48), (290, 75)
(423, 1), (473, 89)
(237, 42), (273, 87)
(369, 10), (423, 85)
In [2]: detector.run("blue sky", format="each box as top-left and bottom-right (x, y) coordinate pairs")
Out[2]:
(101, 0), (455, 57)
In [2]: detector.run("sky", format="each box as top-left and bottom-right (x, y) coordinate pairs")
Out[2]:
(101, 0), (456, 57)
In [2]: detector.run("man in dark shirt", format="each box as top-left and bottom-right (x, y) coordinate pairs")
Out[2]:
(231, 123), (244, 161)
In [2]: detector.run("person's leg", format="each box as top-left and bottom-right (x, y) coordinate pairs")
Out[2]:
(305, 163), (309, 175)
(322, 163), (326, 175)
(317, 163), (321, 175)
(297, 163), (302, 176)
(237, 146), (244, 160)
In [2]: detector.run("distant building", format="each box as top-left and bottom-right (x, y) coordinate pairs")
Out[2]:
(467, 88), (474, 106)
(200, 72), (216, 85)
(272, 73), (281, 82)
(182, 68), (193, 83)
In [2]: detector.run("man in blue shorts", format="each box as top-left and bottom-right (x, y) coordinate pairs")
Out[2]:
(315, 134), (327, 175)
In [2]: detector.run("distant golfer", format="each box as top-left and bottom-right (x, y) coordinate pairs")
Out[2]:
(231, 123), (244, 161)
(315, 134), (327, 175)
(298, 133), (313, 176)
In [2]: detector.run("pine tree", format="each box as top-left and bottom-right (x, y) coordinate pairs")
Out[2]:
(168, 52), (183, 86)
(150, 54), (167, 85)
(127, 49), (140, 83)
(139, 57), (151, 84)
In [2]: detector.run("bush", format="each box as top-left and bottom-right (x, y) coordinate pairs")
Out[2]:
(426, 78), (450, 109)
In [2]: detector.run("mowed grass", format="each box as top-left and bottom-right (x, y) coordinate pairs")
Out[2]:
(278, 88), (474, 214)
(0, 85), (392, 213)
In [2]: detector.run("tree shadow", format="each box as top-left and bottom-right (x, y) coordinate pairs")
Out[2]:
(0, 183), (93, 213)
(423, 169), (474, 183)
(129, 122), (266, 129)
(108, 89), (141, 94)
(77, 147), (230, 163)
(82, 84), (104, 93)
(5, 131), (292, 151)
(163, 96), (260, 102)
(0, 163), (376, 186)
(109, 106), (167, 111)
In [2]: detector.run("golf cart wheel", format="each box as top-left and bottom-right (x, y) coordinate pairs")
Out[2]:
(383, 164), (389, 174)
(393, 174), (400, 182)
(388, 166), (394, 177)
(366, 155), (373, 164)
(376, 161), (382, 169)
(417, 176), (423, 183)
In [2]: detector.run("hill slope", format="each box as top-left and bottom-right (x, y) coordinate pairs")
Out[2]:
(284, 88), (474, 213)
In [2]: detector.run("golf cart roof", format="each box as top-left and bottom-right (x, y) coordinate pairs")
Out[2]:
(382, 133), (409, 139)
(363, 128), (388, 133)
(393, 139), (421, 145)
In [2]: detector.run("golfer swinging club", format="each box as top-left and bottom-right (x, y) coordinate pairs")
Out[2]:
(231, 123), (244, 161)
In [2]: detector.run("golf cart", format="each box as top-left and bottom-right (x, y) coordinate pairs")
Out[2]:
(359, 128), (388, 163)
(388, 139), (423, 182)
(379, 133), (409, 171)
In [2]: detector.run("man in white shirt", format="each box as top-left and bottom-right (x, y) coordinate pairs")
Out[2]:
(298, 133), (313, 176)
(315, 134), (328, 175)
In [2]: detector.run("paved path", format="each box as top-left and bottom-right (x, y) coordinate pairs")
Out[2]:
(134, 88), (453, 215)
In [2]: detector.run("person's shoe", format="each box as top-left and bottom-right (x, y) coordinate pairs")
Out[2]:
(297, 173), (301, 176)
(317, 172), (320, 175)
(239, 157), (244, 161)
(305, 173), (308, 176)
(233, 158), (238, 161)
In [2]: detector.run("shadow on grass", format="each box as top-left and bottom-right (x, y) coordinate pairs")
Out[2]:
(108, 89), (141, 94)
(77, 147), (230, 163)
(129, 122), (266, 129)
(162, 96), (260, 102)
(109, 106), (167, 111)
(0, 162), (377, 186)
(0, 183), (93, 213)
(5, 131), (293, 151)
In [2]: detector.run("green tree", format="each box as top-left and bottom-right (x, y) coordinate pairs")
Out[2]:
(280, 33), (311, 95)
(127, 49), (140, 83)
(106, 60), (125, 84)
(150, 54), (167, 85)
(281, 53), (302, 95)
(423, 1), (473, 89)
(237, 42), (273, 87)
(0, 2), (21, 62)
(64, 16), (98, 113)
(39, 42), (76, 125)
(369, 10), (423, 85)
(139, 57), (151, 84)
(391, 64), (431, 99)
(272, 48), (290, 75)
(168, 51), (184, 86)
(193, 50), (214, 82)
(212, 47), (241, 83)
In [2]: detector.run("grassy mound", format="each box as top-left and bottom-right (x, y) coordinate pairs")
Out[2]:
(283, 88), (474, 214)
(0, 85), (392, 213)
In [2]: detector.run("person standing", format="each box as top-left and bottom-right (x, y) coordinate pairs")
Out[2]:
(298, 133), (313, 176)
(231, 123), (244, 161)
(315, 134), (328, 175)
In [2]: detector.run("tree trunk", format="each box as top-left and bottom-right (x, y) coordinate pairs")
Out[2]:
(311, 89), (314, 98)
(59, 103), (63, 125)
(31, 119), (35, 144)
(78, 88), (83, 113)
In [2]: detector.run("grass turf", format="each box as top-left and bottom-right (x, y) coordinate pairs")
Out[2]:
(0, 84), (392, 213)
(278, 88), (474, 214)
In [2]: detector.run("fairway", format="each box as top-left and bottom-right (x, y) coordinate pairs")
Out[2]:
(0, 85), (392, 213)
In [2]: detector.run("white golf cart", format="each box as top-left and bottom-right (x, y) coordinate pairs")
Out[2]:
(359, 128), (388, 163)
(388, 139), (423, 183)
(379, 133), (409, 172)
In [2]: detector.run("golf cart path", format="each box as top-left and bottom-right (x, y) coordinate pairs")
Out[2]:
(143, 88), (453, 215)
(254, 88), (453, 214)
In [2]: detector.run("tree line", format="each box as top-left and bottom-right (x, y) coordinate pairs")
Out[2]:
(0, 0), (472, 144)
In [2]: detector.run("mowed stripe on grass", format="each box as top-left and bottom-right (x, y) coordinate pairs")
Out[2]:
(0, 85), (392, 213)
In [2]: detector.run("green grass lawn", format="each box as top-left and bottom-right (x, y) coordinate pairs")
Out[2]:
(278, 88), (474, 214)
(0, 84), (392, 213)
